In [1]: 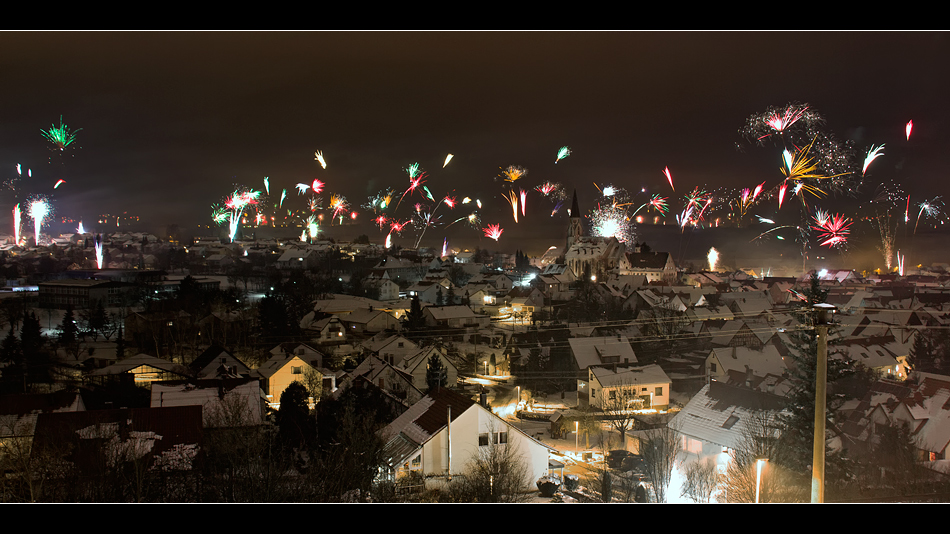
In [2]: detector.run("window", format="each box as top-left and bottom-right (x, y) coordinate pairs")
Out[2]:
(494, 431), (508, 445)
(655, 386), (663, 397)
(479, 433), (490, 446)
(292, 366), (302, 375)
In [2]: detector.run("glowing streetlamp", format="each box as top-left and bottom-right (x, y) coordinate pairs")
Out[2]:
(755, 457), (768, 503)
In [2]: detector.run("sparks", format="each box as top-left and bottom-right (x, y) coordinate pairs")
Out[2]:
(28, 198), (52, 245)
(443, 154), (454, 168)
(41, 116), (81, 152)
(555, 146), (571, 164)
(906, 120), (913, 141)
(663, 166), (674, 191)
(863, 144), (885, 176)
(483, 224), (504, 241)
(314, 150), (327, 169)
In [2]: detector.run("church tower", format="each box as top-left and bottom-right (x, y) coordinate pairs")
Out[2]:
(566, 189), (583, 250)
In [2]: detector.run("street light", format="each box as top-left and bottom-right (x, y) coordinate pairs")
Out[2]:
(755, 457), (768, 503)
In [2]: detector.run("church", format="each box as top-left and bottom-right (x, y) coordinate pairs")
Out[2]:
(561, 190), (628, 281)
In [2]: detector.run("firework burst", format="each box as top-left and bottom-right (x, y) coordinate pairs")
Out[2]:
(483, 224), (504, 241)
(41, 116), (81, 153)
(555, 146), (571, 164)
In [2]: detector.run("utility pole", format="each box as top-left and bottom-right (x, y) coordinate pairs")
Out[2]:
(811, 303), (836, 503)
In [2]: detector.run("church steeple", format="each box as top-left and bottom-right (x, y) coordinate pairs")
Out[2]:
(567, 189), (583, 250)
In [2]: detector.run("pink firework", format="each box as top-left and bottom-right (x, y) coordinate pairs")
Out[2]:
(762, 104), (809, 138)
(311, 179), (325, 194)
(536, 182), (559, 196)
(663, 166), (674, 191)
(812, 211), (852, 248)
(520, 189), (528, 217)
(483, 224), (504, 241)
(906, 120), (913, 141)
(778, 182), (788, 209)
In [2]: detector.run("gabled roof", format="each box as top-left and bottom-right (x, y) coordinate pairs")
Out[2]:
(672, 381), (786, 450)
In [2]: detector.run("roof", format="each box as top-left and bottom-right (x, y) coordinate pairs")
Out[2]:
(672, 381), (786, 450)
(379, 388), (477, 467)
(590, 364), (670, 388)
(569, 336), (637, 369)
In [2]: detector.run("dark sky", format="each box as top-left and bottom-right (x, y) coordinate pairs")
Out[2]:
(1, 31), (948, 253)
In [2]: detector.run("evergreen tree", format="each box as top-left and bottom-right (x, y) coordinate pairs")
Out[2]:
(276, 382), (316, 450)
(59, 304), (78, 346)
(425, 352), (448, 393)
(779, 274), (854, 484)
(403, 296), (426, 334)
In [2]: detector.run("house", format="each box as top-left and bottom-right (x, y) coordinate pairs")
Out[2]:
(378, 388), (553, 489)
(672, 380), (787, 461)
(584, 364), (671, 410)
(339, 307), (402, 335)
(568, 336), (638, 371)
(423, 305), (490, 331)
(399, 346), (459, 392)
(256, 349), (334, 408)
(188, 345), (252, 379)
(341, 355), (424, 406)
(86, 353), (191, 389)
(150, 378), (265, 427)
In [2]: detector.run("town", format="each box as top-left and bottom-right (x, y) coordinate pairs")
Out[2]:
(1, 197), (947, 503)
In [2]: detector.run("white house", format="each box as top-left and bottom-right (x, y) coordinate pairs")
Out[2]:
(585, 364), (671, 410)
(378, 388), (553, 489)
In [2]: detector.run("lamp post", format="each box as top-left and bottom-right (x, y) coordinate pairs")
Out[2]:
(755, 457), (768, 503)
(575, 420), (579, 453)
(811, 303), (836, 504)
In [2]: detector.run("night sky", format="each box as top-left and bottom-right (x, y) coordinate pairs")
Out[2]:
(1, 31), (948, 257)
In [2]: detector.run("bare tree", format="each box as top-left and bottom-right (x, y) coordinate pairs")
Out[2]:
(681, 457), (719, 503)
(446, 426), (532, 503)
(599, 379), (644, 449)
(640, 421), (681, 503)
(717, 409), (807, 503)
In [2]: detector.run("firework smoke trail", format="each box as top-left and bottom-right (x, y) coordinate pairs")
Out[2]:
(503, 190), (520, 223)
(41, 116), (81, 152)
(12, 204), (20, 246)
(483, 224), (504, 241)
(314, 150), (327, 169)
(863, 144), (885, 176)
(555, 146), (571, 164)
(28, 198), (51, 245)
(663, 166), (674, 191)
(707, 247), (719, 271)
(95, 234), (104, 269)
